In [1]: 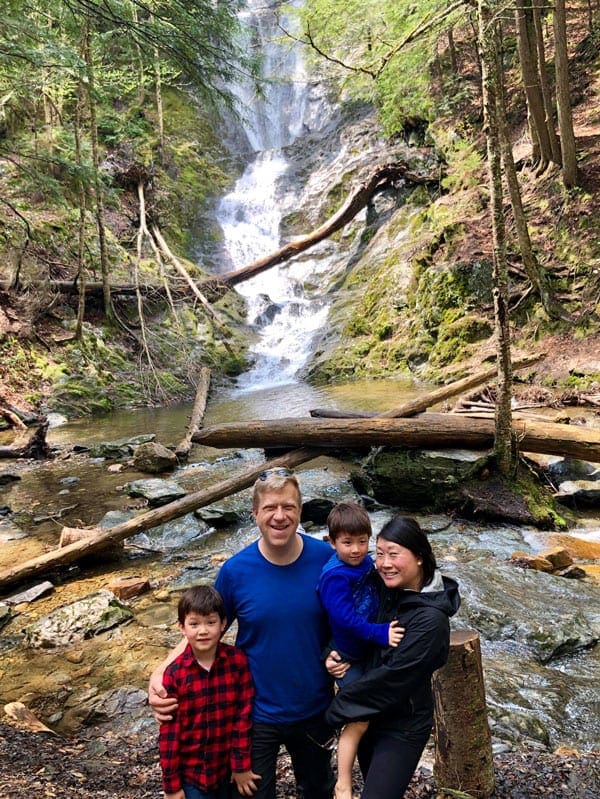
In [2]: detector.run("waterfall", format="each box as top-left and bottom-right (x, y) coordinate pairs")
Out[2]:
(216, 0), (334, 392)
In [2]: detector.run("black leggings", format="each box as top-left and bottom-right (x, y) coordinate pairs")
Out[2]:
(357, 731), (430, 799)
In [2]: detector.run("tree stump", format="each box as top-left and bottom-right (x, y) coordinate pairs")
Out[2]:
(432, 629), (494, 798)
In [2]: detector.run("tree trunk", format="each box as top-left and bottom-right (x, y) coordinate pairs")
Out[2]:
(83, 22), (114, 323)
(495, 50), (559, 317)
(175, 367), (211, 458)
(190, 413), (600, 462)
(433, 630), (494, 797)
(479, 1), (516, 477)
(0, 423), (51, 460)
(554, 0), (579, 187)
(514, 0), (554, 169)
(533, 2), (562, 164)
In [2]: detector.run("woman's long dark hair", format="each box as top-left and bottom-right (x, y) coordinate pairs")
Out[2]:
(377, 516), (437, 587)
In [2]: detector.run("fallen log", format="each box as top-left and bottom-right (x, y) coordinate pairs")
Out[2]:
(0, 448), (316, 592)
(200, 162), (435, 295)
(0, 362), (545, 588)
(191, 412), (600, 463)
(175, 367), (211, 459)
(310, 354), (542, 419)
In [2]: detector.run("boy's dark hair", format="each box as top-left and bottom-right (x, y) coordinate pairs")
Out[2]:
(327, 501), (372, 540)
(377, 515), (437, 587)
(177, 585), (226, 625)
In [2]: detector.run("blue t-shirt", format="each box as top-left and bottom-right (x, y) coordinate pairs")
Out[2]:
(215, 534), (333, 724)
(317, 552), (387, 660)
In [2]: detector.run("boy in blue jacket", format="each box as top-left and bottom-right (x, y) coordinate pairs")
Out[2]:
(318, 503), (404, 799)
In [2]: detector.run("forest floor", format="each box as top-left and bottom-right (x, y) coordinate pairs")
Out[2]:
(1, 715), (599, 799)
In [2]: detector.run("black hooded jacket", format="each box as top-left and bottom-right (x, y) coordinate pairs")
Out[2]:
(325, 572), (460, 738)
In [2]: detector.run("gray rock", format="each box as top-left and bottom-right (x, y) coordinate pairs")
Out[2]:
(4, 581), (54, 605)
(0, 518), (27, 542)
(123, 478), (186, 507)
(194, 506), (241, 527)
(87, 434), (155, 460)
(355, 447), (490, 511)
(23, 590), (133, 648)
(0, 602), (12, 631)
(556, 480), (600, 508)
(132, 441), (178, 474)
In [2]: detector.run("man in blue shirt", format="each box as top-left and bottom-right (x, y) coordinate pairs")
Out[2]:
(150, 468), (335, 799)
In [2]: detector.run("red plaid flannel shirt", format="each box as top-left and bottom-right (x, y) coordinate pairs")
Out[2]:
(159, 641), (254, 794)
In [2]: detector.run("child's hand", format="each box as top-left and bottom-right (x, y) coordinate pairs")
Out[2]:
(325, 650), (350, 679)
(388, 620), (405, 647)
(164, 790), (185, 799)
(232, 769), (262, 796)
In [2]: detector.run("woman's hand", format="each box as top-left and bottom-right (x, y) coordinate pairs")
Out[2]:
(388, 620), (406, 647)
(325, 650), (350, 680)
(232, 769), (262, 796)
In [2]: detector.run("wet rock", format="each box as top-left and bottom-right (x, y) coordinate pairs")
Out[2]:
(510, 551), (554, 572)
(301, 497), (336, 524)
(555, 480), (600, 508)
(446, 560), (600, 664)
(194, 505), (241, 527)
(23, 590), (133, 648)
(0, 518), (27, 542)
(355, 447), (490, 511)
(540, 546), (574, 570)
(4, 581), (54, 605)
(123, 478), (186, 506)
(108, 576), (151, 600)
(132, 441), (177, 474)
(556, 565), (587, 579)
(60, 476), (80, 486)
(88, 434), (155, 460)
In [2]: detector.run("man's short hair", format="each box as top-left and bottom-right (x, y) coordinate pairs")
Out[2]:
(327, 501), (372, 540)
(177, 584), (226, 624)
(252, 468), (301, 510)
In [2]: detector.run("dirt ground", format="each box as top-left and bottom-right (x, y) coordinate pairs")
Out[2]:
(1, 716), (599, 799)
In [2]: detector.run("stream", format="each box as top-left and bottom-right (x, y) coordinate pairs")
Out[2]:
(0, 0), (599, 758)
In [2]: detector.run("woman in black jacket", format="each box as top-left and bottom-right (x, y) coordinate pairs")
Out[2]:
(325, 515), (460, 799)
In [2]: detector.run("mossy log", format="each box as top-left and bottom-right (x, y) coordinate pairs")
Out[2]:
(191, 413), (600, 462)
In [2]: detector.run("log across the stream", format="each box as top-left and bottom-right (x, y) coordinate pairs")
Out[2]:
(191, 413), (600, 462)
(0, 357), (544, 590)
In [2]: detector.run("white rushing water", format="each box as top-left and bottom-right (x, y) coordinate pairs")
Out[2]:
(217, 0), (334, 391)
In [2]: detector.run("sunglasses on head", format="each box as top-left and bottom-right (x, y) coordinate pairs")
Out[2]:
(257, 468), (294, 481)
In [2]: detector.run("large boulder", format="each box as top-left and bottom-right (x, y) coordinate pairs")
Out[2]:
(23, 590), (133, 648)
(132, 441), (178, 474)
(352, 447), (490, 512)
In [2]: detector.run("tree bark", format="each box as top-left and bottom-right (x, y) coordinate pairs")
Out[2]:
(479, 1), (516, 477)
(433, 630), (494, 797)
(553, 0), (579, 187)
(83, 21), (114, 323)
(175, 367), (211, 458)
(190, 413), (600, 462)
(514, 0), (555, 169)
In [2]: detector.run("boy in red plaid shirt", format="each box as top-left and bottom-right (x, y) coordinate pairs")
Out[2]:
(159, 585), (257, 799)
